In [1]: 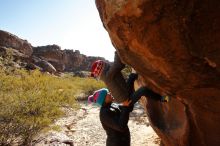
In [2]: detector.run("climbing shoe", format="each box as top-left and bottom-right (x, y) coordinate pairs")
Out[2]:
(161, 95), (170, 102)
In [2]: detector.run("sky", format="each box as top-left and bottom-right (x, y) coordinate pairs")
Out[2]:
(0, 0), (115, 61)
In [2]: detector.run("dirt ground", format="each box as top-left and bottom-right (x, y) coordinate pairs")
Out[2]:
(33, 101), (160, 146)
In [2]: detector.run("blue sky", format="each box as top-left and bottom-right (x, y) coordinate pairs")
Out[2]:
(0, 0), (115, 61)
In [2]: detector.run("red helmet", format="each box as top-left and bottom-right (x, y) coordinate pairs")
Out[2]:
(91, 60), (105, 78)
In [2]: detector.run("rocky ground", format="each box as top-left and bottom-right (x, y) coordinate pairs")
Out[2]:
(33, 101), (160, 146)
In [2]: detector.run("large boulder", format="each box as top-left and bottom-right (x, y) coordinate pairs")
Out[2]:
(0, 30), (33, 56)
(95, 0), (220, 146)
(35, 60), (56, 74)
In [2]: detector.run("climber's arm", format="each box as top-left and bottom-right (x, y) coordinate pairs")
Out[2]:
(107, 52), (125, 79)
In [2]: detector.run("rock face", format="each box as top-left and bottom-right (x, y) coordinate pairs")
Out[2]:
(33, 45), (105, 72)
(0, 30), (33, 56)
(33, 45), (65, 71)
(95, 0), (220, 146)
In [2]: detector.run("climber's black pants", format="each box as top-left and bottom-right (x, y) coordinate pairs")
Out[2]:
(126, 73), (162, 105)
(129, 87), (162, 105)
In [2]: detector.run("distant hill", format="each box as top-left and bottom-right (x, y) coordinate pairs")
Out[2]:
(0, 30), (108, 74)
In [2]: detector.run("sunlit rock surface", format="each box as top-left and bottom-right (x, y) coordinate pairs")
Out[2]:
(33, 45), (106, 72)
(0, 30), (33, 56)
(95, 0), (220, 145)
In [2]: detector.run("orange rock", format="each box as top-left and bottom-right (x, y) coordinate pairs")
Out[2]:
(95, 0), (220, 145)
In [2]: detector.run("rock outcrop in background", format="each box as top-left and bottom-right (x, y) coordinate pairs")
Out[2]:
(0, 30), (106, 74)
(0, 30), (33, 56)
(95, 0), (220, 146)
(33, 45), (105, 72)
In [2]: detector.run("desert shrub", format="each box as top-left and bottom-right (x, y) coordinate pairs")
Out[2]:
(0, 48), (14, 65)
(0, 68), (105, 145)
(62, 74), (106, 100)
(0, 69), (79, 145)
(0, 48), (17, 73)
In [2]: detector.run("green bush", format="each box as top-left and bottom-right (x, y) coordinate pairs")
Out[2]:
(64, 74), (106, 98)
(0, 48), (18, 73)
(0, 68), (105, 145)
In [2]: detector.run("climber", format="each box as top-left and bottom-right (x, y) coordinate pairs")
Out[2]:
(88, 52), (169, 146)
(90, 51), (170, 104)
(88, 88), (133, 146)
